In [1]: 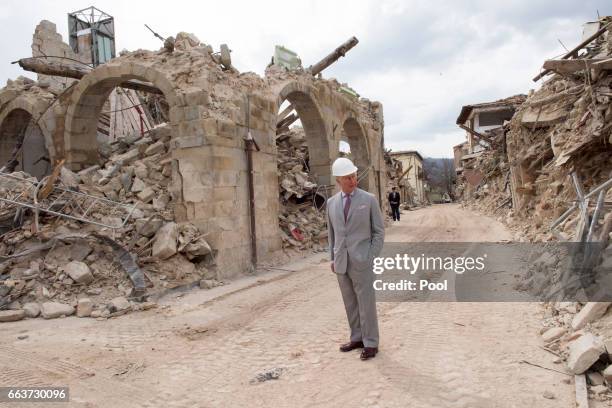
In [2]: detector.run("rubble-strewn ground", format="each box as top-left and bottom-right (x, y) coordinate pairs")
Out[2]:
(0, 122), (218, 321)
(0, 205), (574, 407)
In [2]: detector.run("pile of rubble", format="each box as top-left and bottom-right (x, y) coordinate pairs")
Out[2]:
(460, 18), (612, 242)
(462, 17), (612, 402)
(276, 127), (327, 250)
(0, 122), (218, 322)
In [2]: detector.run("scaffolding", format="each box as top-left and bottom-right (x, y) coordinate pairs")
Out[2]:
(68, 6), (115, 66)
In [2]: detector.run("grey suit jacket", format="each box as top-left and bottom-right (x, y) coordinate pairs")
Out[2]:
(327, 188), (385, 275)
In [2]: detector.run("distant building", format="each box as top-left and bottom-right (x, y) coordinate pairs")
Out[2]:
(388, 150), (425, 204)
(454, 95), (526, 197)
(455, 94), (525, 155)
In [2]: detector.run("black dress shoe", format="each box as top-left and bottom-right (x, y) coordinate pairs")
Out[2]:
(360, 347), (378, 360)
(339, 341), (364, 352)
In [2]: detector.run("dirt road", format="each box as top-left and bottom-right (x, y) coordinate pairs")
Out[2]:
(0, 204), (573, 407)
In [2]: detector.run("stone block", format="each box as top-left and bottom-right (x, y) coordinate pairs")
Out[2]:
(542, 326), (567, 343)
(145, 141), (166, 156)
(64, 261), (93, 284)
(136, 217), (164, 237)
(603, 365), (612, 383)
(0, 309), (25, 322)
(41, 302), (75, 319)
(137, 187), (155, 203)
(572, 302), (611, 330)
(23, 302), (40, 318)
(77, 298), (94, 317)
(152, 222), (179, 259)
(567, 333), (605, 374)
(108, 297), (131, 313)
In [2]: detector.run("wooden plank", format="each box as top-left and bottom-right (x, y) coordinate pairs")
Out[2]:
(542, 59), (606, 74)
(277, 104), (294, 122)
(458, 124), (492, 144)
(575, 374), (589, 408)
(109, 89), (116, 141)
(115, 90), (124, 139)
(533, 22), (612, 81)
(592, 57), (612, 70)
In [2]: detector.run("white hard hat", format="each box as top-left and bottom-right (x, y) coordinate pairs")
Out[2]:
(332, 157), (358, 177)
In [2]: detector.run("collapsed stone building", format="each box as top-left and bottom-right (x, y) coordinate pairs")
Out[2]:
(453, 19), (612, 400)
(454, 17), (612, 243)
(0, 8), (386, 319)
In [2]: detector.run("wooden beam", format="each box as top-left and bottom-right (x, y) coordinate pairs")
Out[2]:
(533, 22), (611, 82)
(524, 85), (583, 108)
(592, 57), (612, 70)
(308, 37), (359, 76)
(276, 113), (298, 130)
(458, 124), (492, 144)
(575, 374), (589, 408)
(398, 165), (413, 181)
(16, 57), (89, 79)
(15, 58), (163, 95)
(277, 104), (294, 122)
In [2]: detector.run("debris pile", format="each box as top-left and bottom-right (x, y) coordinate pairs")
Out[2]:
(0, 122), (218, 321)
(461, 17), (612, 401)
(276, 127), (327, 250)
(459, 19), (612, 242)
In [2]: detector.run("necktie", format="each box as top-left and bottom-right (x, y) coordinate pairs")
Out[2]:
(343, 194), (351, 222)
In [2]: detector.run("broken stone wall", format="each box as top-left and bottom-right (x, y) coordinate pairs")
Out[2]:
(0, 77), (58, 176)
(1, 21), (386, 279)
(31, 20), (85, 92)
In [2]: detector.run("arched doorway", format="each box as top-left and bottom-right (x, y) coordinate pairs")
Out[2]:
(0, 108), (51, 179)
(64, 63), (179, 168)
(275, 83), (331, 251)
(342, 116), (371, 191)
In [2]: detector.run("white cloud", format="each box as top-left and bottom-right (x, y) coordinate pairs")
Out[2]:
(0, 0), (608, 158)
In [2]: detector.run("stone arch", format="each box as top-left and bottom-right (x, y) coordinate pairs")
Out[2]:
(341, 112), (372, 191)
(64, 61), (181, 168)
(0, 97), (55, 179)
(276, 81), (332, 186)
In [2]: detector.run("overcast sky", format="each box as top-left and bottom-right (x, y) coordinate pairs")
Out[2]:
(0, 0), (609, 158)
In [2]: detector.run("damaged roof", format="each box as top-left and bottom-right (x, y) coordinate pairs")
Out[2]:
(455, 94), (527, 125)
(388, 150), (424, 161)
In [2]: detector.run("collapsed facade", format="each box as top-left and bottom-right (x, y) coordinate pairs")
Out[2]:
(453, 95), (526, 200)
(0, 9), (385, 317)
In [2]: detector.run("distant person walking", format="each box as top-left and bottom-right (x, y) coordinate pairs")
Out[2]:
(388, 187), (401, 221)
(327, 158), (385, 360)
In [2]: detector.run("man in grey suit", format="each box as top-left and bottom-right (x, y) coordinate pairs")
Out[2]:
(327, 157), (385, 360)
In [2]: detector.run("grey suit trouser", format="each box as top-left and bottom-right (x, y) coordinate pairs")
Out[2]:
(336, 257), (379, 348)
